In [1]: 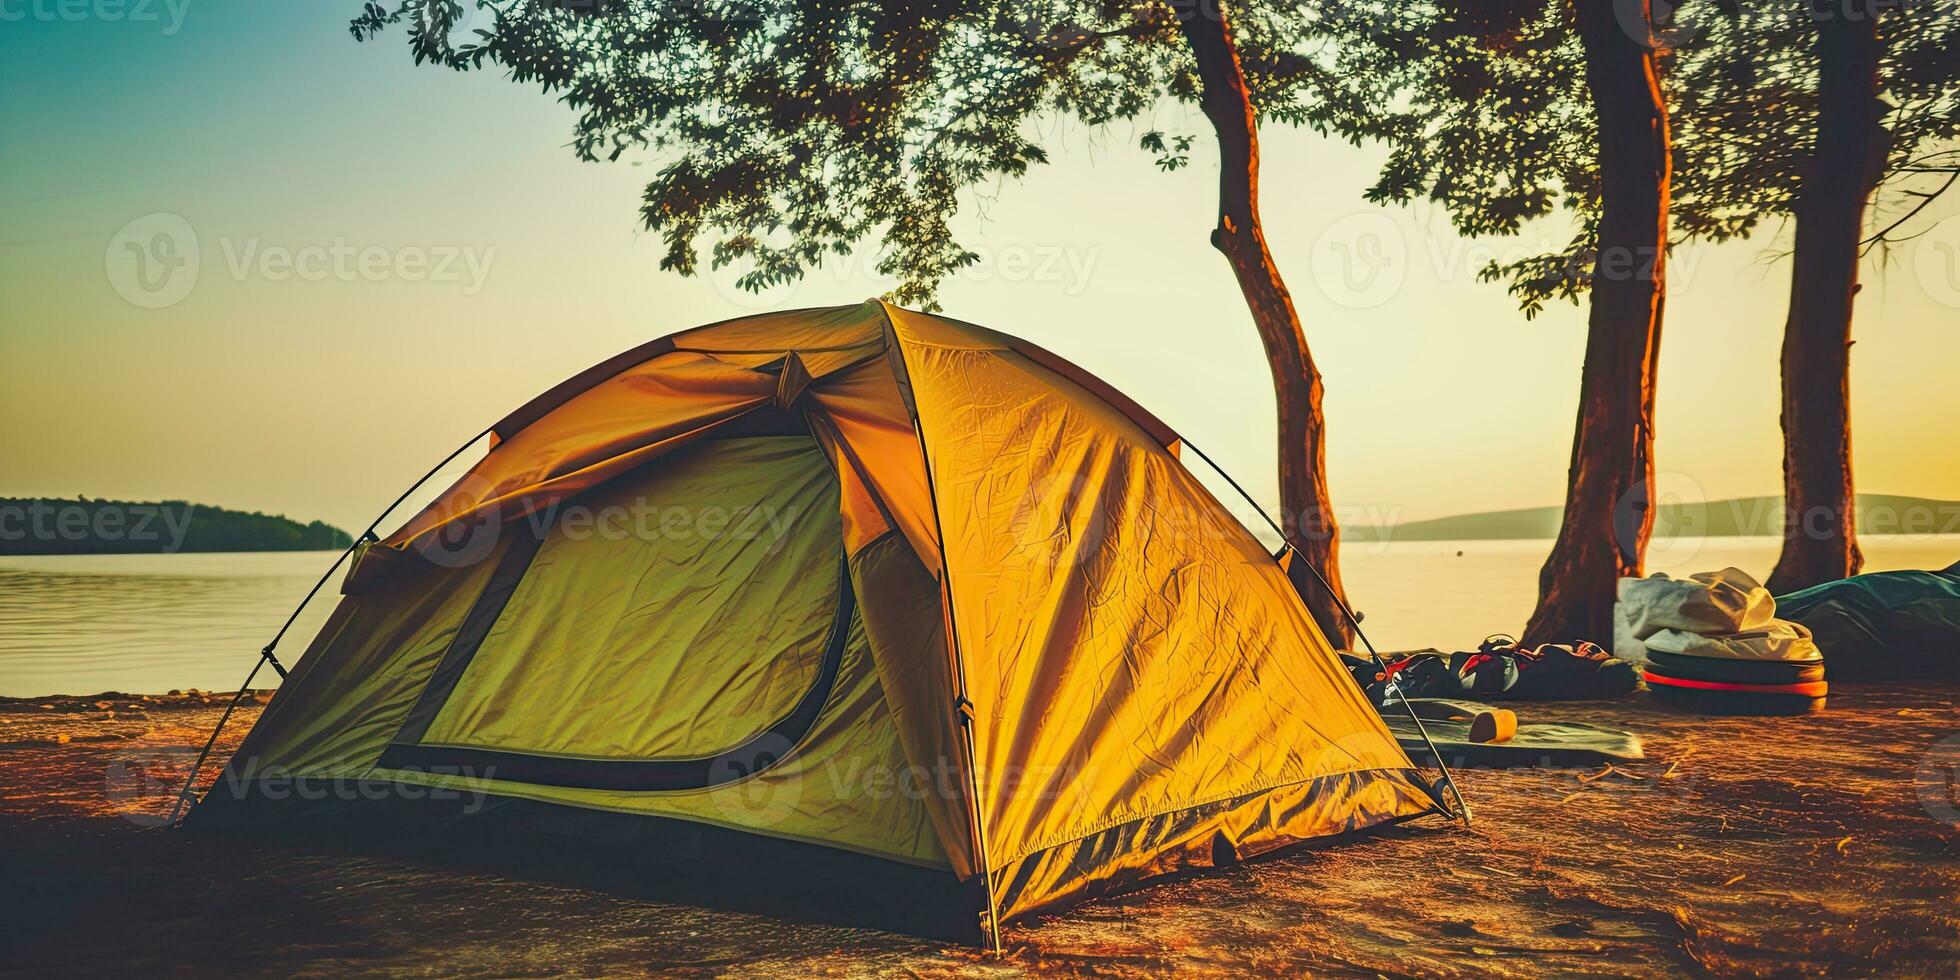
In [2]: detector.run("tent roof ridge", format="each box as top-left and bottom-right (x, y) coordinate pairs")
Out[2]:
(492, 302), (885, 439)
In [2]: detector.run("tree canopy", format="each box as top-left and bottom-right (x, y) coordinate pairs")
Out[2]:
(351, 1), (1406, 308)
(357, 1), (1145, 308)
(1313, 0), (1960, 316)
(1308, 0), (1597, 316)
(1668, 0), (1960, 253)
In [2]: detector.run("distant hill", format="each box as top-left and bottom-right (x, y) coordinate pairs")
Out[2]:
(0, 497), (352, 555)
(1345, 494), (1960, 543)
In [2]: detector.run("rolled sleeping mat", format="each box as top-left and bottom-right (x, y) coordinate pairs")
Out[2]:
(1642, 654), (1826, 715)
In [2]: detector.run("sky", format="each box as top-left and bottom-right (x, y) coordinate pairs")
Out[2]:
(3, 0), (1958, 538)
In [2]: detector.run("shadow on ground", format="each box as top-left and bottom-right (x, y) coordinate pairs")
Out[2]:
(2, 685), (1955, 976)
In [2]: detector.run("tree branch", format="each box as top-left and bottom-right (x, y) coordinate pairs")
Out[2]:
(1862, 168), (1960, 250)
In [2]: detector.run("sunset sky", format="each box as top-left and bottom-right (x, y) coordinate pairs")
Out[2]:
(5, 1), (1958, 536)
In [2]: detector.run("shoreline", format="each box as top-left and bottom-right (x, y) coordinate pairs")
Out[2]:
(0, 689), (276, 711)
(1, 689), (276, 709)
(0, 690), (270, 757)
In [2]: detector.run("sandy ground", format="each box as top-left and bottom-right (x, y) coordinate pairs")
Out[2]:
(1, 685), (1955, 978)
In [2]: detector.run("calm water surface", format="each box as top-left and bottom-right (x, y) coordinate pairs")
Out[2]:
(0, 552), (340, 696)
(3, 537), (1956, 696)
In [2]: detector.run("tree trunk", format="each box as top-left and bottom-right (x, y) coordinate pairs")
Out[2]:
(1523, 0), (1671, 645)
(1766, 3), (1883, 594)
(1173, 1), (1354, 647)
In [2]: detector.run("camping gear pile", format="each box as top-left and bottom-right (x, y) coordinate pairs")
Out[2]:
(185, 301), (1460, 945)
(1342, 642), (1644, 768)
(1777, 559), (1960, 681)
(1345, 636), (1640, 704)
(1618, 567), (1828, 715)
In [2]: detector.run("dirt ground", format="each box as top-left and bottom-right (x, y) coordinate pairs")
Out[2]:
(2, 685), (1955, 978)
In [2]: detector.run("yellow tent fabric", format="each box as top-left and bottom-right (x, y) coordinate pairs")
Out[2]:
(884, 307), (1433, 916)
(199, 300), (1442, 936)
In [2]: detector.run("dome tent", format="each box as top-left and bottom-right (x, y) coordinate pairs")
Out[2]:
(190, 300), (1449, 944)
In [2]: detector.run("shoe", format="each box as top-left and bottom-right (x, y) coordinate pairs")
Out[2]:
(1483, 636), (1641, 701)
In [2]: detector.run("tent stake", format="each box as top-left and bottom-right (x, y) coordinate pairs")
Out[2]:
(1174, 438), (1472, 826)
(165, 426), (495, 828)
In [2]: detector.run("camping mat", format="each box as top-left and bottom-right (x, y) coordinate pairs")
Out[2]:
(1385, 698), (1645, 768)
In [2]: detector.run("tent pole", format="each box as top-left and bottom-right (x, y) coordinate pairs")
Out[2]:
(164, 651), (274, 827)
(925, 459), (1007, 955)
(1174, 438), (1472, 827)
(878, 309), (1007, 953)
(165, 426), (496, 828)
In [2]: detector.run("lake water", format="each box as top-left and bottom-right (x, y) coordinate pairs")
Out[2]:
(2, 536), (1956, 696)
(0, 552), (343, 697)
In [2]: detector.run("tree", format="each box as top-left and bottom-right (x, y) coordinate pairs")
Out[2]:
(353, 0), (1367, 644)
(1313, 0), (1672, 644)
(1171, 4), (1353, 644)
(1665, 0), (1960, 593)
(1768, 2), (1883, 592)
(1525, 0), (1672, 645)
(1321, 0), (1959, 634)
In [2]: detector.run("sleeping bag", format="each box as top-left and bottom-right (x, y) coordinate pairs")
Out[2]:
(1775, 560), (1960, 681)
